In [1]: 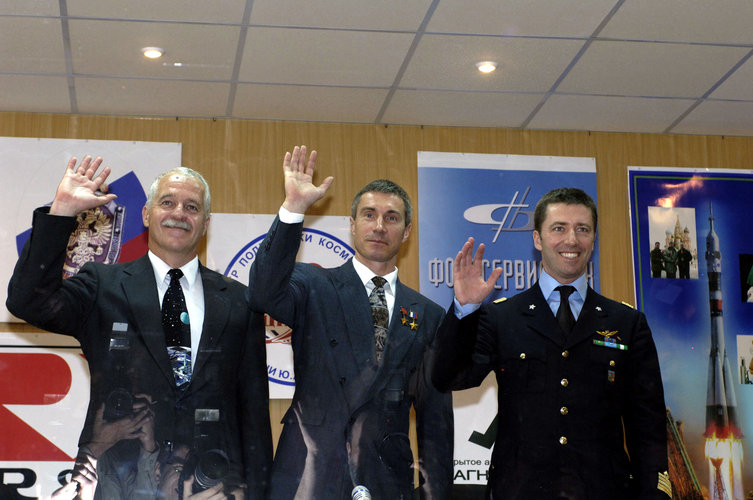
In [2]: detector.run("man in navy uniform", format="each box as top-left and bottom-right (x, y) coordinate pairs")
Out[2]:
(432, 188), (670, 499)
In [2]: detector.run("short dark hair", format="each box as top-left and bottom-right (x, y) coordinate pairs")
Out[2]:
(351, 179), (412, 226)
(533, 187), (597, 233)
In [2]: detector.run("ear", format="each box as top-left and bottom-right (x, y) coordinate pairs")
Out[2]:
(350, 217), (355, 236)
(202, 215), (210, 236)
(142, 205), (150, 227)
(402, 223), (412, 243)
(532, 230), (542, 251)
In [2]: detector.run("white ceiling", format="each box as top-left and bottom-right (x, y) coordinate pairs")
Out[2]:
(3, 0), (753, 136)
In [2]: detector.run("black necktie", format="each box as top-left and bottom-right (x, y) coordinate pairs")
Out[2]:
(369, 276), (389, 363)
(556, 285), (576, 336)
(163, 268), (192, 387)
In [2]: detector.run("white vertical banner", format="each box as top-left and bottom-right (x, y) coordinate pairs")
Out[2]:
(1, 137), (180, 498)
(206, 213), (353, 399)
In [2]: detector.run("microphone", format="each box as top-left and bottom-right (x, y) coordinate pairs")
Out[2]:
(352, 485), (371, 500)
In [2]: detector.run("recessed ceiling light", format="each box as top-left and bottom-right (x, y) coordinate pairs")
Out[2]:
(142, 47), (164, 59)
(476, 61), (497, 73)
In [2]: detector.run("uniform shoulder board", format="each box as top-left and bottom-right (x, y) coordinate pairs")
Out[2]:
(621, 301), (635, 309)
(493, 297), (507, 304)
(657, 471), (672, 497)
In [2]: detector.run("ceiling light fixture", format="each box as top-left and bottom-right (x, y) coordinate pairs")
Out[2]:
(142, 47), (164, 59)
(476, 61), (497, 74)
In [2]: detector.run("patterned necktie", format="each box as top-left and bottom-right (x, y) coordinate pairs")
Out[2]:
(556, 285), (576, 336)
(369, 276), (389, 363)
(163, 268), (192, 387)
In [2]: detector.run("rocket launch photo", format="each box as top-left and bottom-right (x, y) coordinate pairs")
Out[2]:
(629, 167), (753, 500)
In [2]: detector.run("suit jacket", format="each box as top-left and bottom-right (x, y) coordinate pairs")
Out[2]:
(248, 216), (453, 499)
(6, 208), (272, 499)
(432, 284), (669, 500)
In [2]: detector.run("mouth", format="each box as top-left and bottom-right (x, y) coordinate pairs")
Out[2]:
(559, 251), (579, 259)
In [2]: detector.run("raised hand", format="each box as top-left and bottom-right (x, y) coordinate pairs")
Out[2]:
(453, 237), (503, 306)
(50, 156), (117, 217)
(281, 145), (333, 214)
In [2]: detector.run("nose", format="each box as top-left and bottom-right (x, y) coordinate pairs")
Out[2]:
(374, 217), (386, 231)
(563, 228), (577, 244)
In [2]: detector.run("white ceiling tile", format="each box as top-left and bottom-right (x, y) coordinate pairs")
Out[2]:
(601, 0), (753, 44)
(400, 34), (585, 92)
(0, 75), (70, 112)
(0, 17), (66, 73)
(233, 83), (388, 122)
(709, 55), (753, 100)
(382, 90), (543, 128)
(239, 27), (413, 86)
(66, 0), (247, 24)
(76, 78), (230, 116)
(69, 20), (239, 80)
(671, 100), (753, 137)
(249, 0), (433, 30)
(559, 40), (749, 97)
(428, 0), (616, 37)
(0, 0), (59, 16)
(530, 94), (695, 133)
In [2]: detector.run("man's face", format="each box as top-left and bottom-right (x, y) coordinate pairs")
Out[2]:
(533, 202), (595, 284)
(655, 243), (660, 249)
(350, 192), (411, 271)
(142, 174), (209, 266)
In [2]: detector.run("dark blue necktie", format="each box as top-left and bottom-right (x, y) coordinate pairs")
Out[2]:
(163, 269), (192, 387)
(556, 285), (576, 336)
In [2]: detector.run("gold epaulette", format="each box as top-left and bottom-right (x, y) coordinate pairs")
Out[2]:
(657, 471), (672, 497)
(493, 297), (507, 304)
(621, 301), (635, 309)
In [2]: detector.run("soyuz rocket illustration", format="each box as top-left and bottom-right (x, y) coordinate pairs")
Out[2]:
(703, 204), (744, 500)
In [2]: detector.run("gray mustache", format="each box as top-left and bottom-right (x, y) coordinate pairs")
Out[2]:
(162, 219), (191, 230)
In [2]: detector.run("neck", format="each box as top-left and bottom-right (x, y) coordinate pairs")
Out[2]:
(354, 253), (396, 277)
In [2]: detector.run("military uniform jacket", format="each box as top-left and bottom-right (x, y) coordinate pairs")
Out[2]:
(248, 216), (453, 499)
(6, 208), (273, 498)
(432, 284), (669, 500)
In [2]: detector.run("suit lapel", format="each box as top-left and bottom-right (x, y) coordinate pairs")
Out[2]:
(567, 287), (608, 347)
(380, 280), (420, 372)
(333, 262), (375, 365)
(193, 265), (231, 378)
(122, 256), (175, 386)
(519, 286), (565, 346)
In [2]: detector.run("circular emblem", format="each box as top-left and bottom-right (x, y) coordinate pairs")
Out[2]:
(225, 226), (353, 391)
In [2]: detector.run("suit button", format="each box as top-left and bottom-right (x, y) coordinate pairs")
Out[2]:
(609, 360), (615, 367)
(519, 353), (526, 359)
(559, 436), (568, 445)
(330, 339), (338, 347)
(560, 406), (568, 415)
(339, 377), (346, 385)
(560, 378), (569, 387)
(561, 350), (569, 358)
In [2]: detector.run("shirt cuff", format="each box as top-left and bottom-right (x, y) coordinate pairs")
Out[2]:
(454, 297), (481, 318)
(279, 205), (305, 224)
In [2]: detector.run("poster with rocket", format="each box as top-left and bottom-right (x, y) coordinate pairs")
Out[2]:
(628, 166), (753, 500)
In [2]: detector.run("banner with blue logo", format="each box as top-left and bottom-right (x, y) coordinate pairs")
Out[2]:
(417, 151), (597, 485)
(628, 166), (753, 499)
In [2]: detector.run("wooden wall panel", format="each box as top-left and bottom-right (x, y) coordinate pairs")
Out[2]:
(3, 111), (753, 451)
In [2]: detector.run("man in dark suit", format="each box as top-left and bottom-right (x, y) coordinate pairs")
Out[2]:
(677, 242), (692, 279)
(432, 188), (670, 500)
(7, 156), (272, 498)
(650, 241), (664, 278)
(248, 146), (453, 499)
